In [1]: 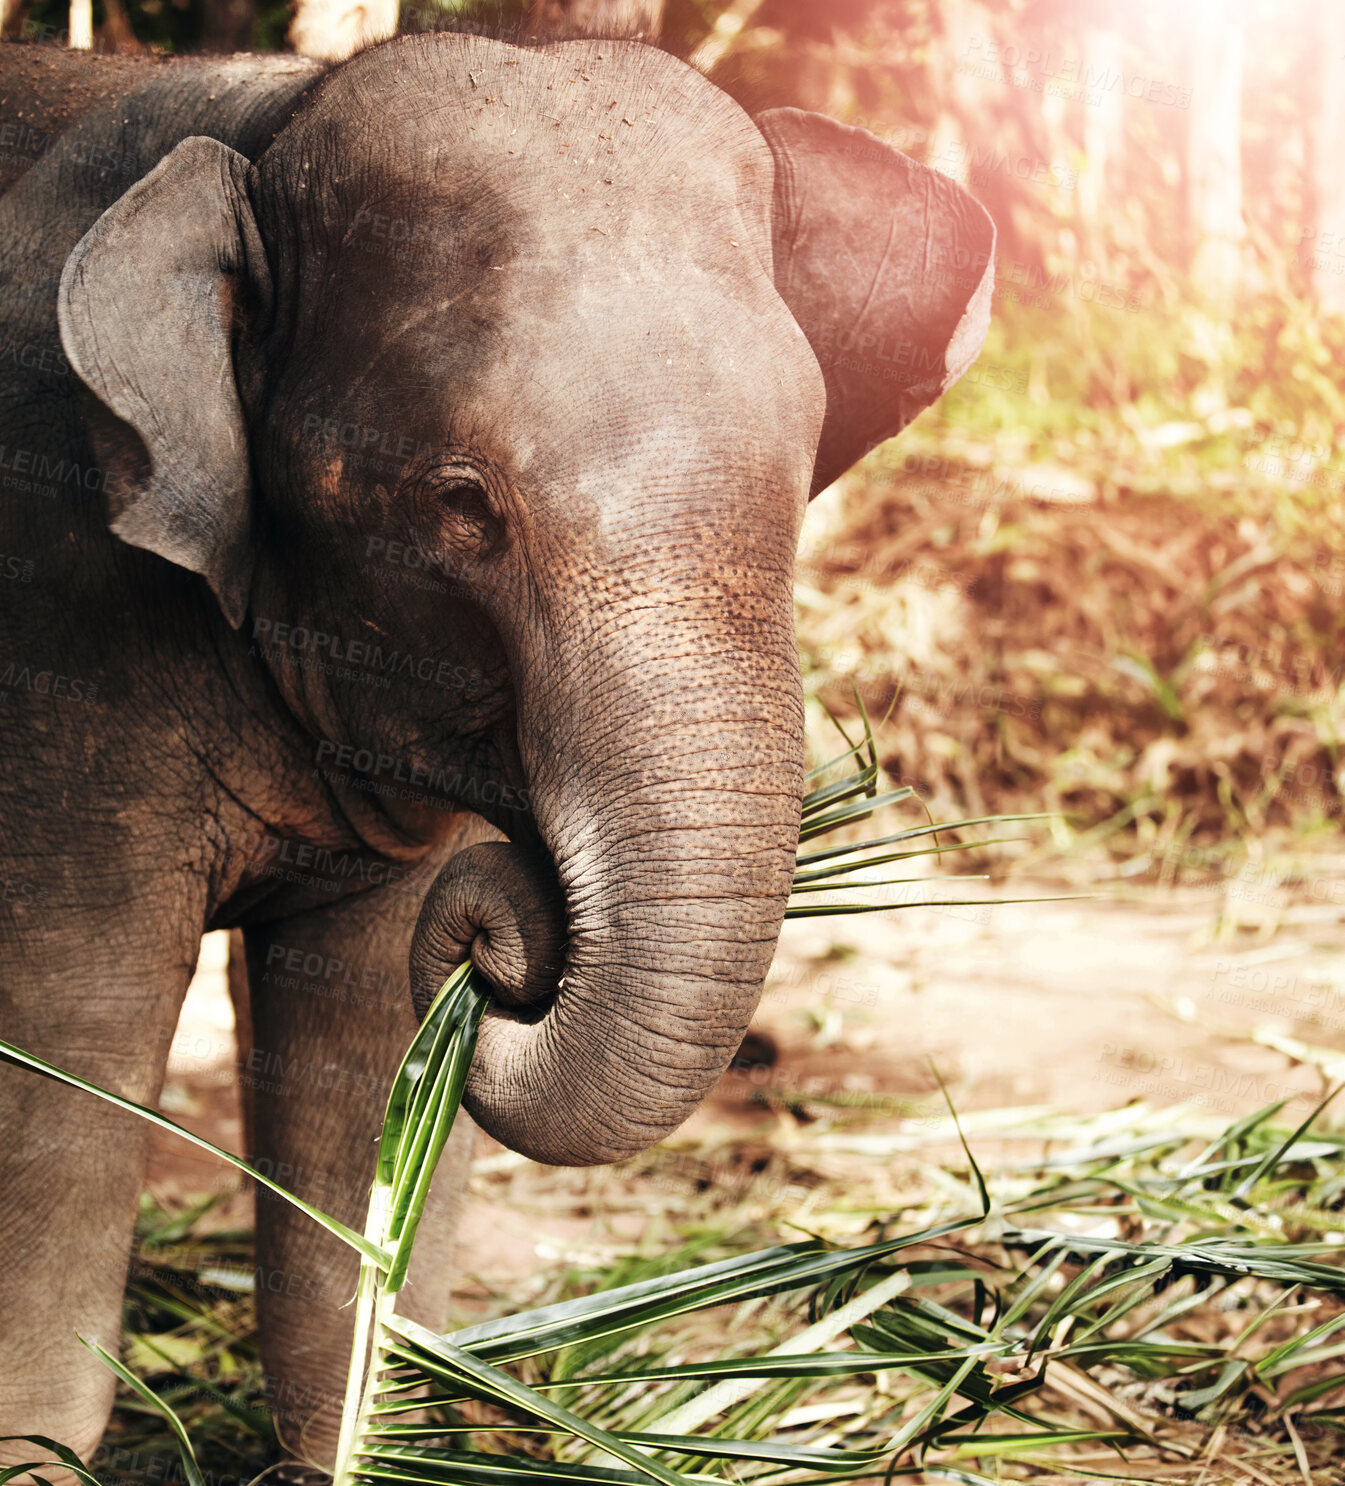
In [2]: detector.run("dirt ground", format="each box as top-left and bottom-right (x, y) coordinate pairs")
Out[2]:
(149, 870), (1345, 1299)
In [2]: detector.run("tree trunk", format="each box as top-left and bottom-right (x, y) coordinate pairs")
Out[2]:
(926, 0), (975, 188)
(1079, 25), (1125, 260)
(69, 0), (91, 47)
(1308, 1), (1345, 314)
(1184, 0), (1245, 297)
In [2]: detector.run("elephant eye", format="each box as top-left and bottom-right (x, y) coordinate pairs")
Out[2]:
(443, 479), (493, 528)
(438, 472), (503, 558)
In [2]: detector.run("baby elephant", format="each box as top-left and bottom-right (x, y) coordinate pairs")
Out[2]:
(0, 28), (993, 1468)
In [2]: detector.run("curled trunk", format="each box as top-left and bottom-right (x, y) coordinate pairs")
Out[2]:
(410, 585), (803, 1167)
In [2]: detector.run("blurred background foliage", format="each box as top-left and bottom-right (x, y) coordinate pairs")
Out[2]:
(3, 0), (1342, 874)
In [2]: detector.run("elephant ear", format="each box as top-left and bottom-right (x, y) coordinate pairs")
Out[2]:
(58, 135), (269, 629)
(756, 108), (995, 496)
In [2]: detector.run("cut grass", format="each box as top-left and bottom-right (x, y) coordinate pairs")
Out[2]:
(75, 1086), (1345, 1485)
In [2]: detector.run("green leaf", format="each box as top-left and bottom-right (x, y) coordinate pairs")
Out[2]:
(0, 1439), (103, 1486)
(798, 787), (920, 840)
(791, 836), (1024, 885)
(796, 814), (1051, 867)
(383, 968), (489, 1290)
(522, 1344), (1005, 1390)
(1232, 1084), (1343, 1200)
(81, 1337), (205, 1486)
(453, 1223), (990, 1368)
(943, 1428), (1132, 1459)
(368, 1429), (890, 1471)
(382, 1318), (693, 1486)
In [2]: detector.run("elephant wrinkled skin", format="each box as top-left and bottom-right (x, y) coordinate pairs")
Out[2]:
(0, 31), (993, 1468)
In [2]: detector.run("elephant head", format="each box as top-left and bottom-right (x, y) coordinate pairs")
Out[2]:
(58, 34), (993, 1167)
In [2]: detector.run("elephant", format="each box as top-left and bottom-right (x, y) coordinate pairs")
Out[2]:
(0, 28), (993, 1471)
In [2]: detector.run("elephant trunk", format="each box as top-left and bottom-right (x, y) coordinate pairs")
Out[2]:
(408, 597), (804, 1167)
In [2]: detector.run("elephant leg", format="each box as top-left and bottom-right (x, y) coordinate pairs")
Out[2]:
(242, 880), (478, 1468)
(0, 906), (201, 1472)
